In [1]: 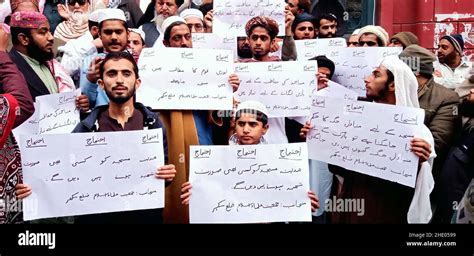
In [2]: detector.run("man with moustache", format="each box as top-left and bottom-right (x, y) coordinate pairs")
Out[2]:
(315, 13), (338, 38)
(141, 0), (184, 47)
(80, 8), (129, 108)
(434, 34), (472, 89)
(8, 11), (88, 111)
(54, 0), (91, 42)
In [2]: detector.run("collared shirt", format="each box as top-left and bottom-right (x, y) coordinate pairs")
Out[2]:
(18, 52), (58, 94)
(98, 108), (144, 131)
(80, 52), (108, 107)
(434, 60), (472, 89)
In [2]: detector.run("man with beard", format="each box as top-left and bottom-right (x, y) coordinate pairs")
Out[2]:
(54, 0), (90, 42)
(434, 34), (472, 89)
(237, 37), (252, 59)
(141, 0), (184, 47)
(80, 8), (129, 108)
(17, 51), (176, 224)
(8, 11), (88, 111)
(315, 13), (338, 39)
(300, 56), (436, 223)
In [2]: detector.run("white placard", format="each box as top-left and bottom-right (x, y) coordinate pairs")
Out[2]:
(328, 47), (403, 96)
(234, 61), (317, 117)
(307, 96), (425, 188)
(192, 33), (238, 59)
(213, 0), (285, 37)
(295, 38), (347, 60)
(13, 91), (80, 136)
(20, 129), (165, 220)
(137, 48), (234, 110)
(315, 80), (359, 101)
(189, 143), (311, 223)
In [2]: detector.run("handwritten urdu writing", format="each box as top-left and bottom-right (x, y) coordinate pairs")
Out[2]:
(19, 129), (165, 220)
(137, 48), (234, 110)
(234, 61), (317, 117)
(189, 143), (311, 223)
(306, 96), (425, 188)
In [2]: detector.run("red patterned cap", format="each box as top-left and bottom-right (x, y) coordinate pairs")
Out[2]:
(10, 11), (48, 29)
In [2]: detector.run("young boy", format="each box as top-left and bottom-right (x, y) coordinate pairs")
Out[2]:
(181, 100), (319, 213)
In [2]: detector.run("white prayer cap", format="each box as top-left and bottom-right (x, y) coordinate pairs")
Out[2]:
(129, 28), (146, 42)
(161, 16), (186, 34)
(351, 28), (361, 36)
(180, 8), (204, 21)
(88, 9), (103, 22)
(358, 25), (389, 46)
(98, 8), (126, 24)
(236, 101), (269, 117)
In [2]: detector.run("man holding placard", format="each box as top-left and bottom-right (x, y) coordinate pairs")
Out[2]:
(180, 100), (319, 223)
(302, 56), (436, 223)
(16, 51), (176, 224)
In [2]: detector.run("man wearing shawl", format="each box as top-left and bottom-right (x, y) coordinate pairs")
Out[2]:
(309, 56), (436, 223)
(54, 0), (90, 42)
(0, 23), (34, 224)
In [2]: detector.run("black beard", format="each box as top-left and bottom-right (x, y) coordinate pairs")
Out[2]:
(238, 47), (253, 59)
(318, 32), (334, 38)
(26, 43), (54, 64)
(105, 86), (136, 104)
(366, 81), (390, 102)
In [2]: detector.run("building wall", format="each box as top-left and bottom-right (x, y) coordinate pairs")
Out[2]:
(376, 0), (474, 61)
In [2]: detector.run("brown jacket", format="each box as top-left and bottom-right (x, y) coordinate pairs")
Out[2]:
(418, 78), (460, 177)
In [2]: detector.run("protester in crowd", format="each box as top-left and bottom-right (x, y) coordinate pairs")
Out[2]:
(388, 31), (418, 49)
(434, 34), (472, 89)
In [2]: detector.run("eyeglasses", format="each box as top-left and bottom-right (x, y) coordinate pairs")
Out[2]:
(68, 0), (88, 6)
(359, 41), (377, 46)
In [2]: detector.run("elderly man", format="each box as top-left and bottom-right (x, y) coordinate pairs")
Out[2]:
(358, 25), (389, 47)
(141, 0), (184, 47)
(388, 31), (418, 49)
(434, 34), (472, 89)
(54, 0), (90, 42)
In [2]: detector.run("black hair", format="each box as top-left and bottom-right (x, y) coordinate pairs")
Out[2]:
(10, 27), (32, 45)
(88, 20), (99, 31)
(386, 69), (394, 87)
(98, 19), (128, 32)
(309, 55), (335, 79)
(235, 109), (268, 126)
(199, 3), (213, 17)
(163, 21), (187, 42)
(315, 13), (338, 29)
(99, 51), (139, 80)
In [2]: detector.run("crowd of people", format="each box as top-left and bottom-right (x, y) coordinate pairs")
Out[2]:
(0, 0), (473, 224)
